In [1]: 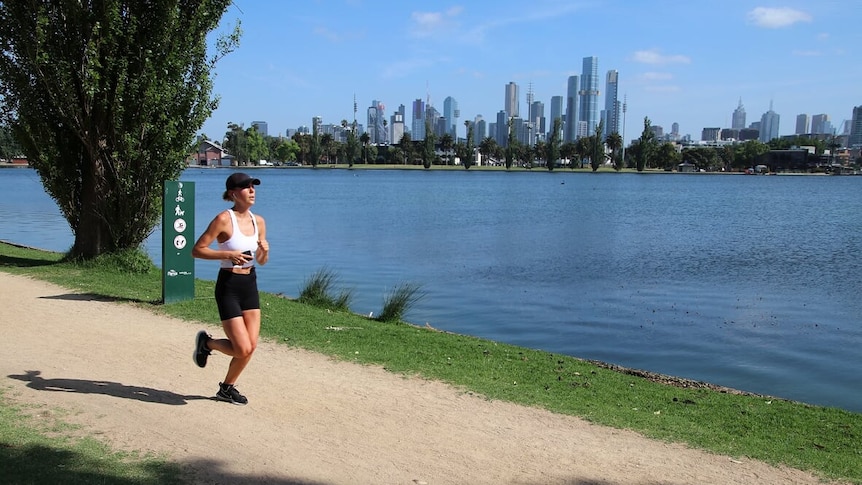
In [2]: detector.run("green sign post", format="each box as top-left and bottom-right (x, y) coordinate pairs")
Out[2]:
(162, 181), (195, 303)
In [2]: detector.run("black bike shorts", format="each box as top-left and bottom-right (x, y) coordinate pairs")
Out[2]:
(214, 268), (260, 321)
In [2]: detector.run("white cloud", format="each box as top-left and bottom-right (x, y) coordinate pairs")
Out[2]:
(747, 7), (812, 28)
(411, 7), (463, 38)
(640, 72), (673, 81)
(631, 49), (690, 65)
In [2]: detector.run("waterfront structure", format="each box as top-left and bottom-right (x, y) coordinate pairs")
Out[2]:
(443, 96), (458, 137)
(731, 99), (746, 130)
(412, 98), (426, 141)
(251, 120), (268, 136)
(564, 75), (579, 142)
(505, 82), (519, 118)
(759, 102), (780, 142)
(849, 106), (862, 147)
(603, 70), (620, 138)
(795, 114), (810, 135)
(579, 56), (600, 136)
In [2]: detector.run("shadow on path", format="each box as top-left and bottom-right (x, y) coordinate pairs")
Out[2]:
(8, 370), (209, 405)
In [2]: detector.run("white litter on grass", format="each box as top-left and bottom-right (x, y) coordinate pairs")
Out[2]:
(325, 326), (364, 331)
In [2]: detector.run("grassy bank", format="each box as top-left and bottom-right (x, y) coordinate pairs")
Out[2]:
(1, 241), (859, 484)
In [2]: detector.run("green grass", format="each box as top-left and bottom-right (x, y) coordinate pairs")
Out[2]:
(2, 241), (861, 484)
(0, 388), (184, 484)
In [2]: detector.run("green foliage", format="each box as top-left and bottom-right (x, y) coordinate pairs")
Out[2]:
(377, 283), (425, 323)
(605, 132), (623, 171)
(590, 119), (605, 172)
(546, 118), (562, 171)
(298, 267), (353, 311)
(65, 247), (156, 274)
(0, 1), (240, 259)
(505, 118), (515, 169)
(636, 117), (657, 171)
(422, 122), (435, 169)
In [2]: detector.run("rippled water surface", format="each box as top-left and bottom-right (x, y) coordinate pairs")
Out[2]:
(3, 167), (860, 412)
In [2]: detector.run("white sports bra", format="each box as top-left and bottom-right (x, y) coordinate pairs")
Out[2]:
(218, 209), (259, 269)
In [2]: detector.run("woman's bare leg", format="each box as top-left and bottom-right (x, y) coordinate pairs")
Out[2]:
(207, 309), (261, 384)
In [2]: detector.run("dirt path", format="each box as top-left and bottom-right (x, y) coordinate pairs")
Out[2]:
(0, 272), (843, 485)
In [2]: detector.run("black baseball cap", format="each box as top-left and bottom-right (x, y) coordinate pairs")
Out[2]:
(225, 172), (261, 190)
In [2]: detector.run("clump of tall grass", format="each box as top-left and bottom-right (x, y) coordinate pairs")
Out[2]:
(377, 283), (424, 323)
(298, 267), (353, 311)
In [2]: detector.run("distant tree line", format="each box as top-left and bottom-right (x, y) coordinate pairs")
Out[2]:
(220, 115), (849, 173)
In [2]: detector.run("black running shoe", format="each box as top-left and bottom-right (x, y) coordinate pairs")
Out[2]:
(193, 330), (212, 368)
(216, 382), (248, 405)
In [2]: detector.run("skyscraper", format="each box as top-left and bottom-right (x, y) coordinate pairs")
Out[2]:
(473, 115), (486, 146)
(564, 75), (579, 142)
(795, 114), (810, 134)
(412, 98), (426, 141)
(531, 100), (545, 142)
(505, 82), (519, 118)
(603, 70), (620, 138)
(443, 96), (458, 137)
(391, 112), (405, 145)
(366, 100), (386, 145)
(731, 99), (746, 130)
(495, 110), (508, 146)
(849, 106), (862, 147)
(811, 114), (830, 134)
(549, 95), (564, 141)
(579, 56), (600, 136)
(759, 101), (780, 142)
(251, 121), (268, 136)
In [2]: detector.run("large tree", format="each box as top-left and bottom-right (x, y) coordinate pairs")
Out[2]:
(0, 1), (239, 259)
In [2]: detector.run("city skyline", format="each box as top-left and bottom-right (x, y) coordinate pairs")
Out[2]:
(198, 2), (858, 143)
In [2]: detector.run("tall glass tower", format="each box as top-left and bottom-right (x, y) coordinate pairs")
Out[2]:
(505, 82), (519, 118)
(732, 98), (746, 130)
(579, 56), (600, 136)
(603, 70), (619, 138)
(443, 96), (458, 137)
(759, 101), (780, 142)
(549, 95), (564, 141)
(412, 98), (426, 141)
(564, 75), (579, 142)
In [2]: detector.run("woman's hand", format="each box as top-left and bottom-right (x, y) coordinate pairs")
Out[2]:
(256, 239), (269, 265)
(228, 250), (252, 266)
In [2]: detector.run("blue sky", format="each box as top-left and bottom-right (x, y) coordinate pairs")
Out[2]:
(200, 0), (859, 143)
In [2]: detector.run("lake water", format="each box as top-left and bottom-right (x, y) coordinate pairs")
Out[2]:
(3, 166), (861, 413)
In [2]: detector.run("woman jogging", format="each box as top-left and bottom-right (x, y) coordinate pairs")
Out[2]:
(191, 172), (269, 405)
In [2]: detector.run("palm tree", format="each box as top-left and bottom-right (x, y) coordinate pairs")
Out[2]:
(479, 136), (497, 166)
(590, 120), (605, 172)
(575, 137), (590, 169)
(439, 133), (454, 165)
(606, 132), (623, 171)
(359, 132), (370, 164)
